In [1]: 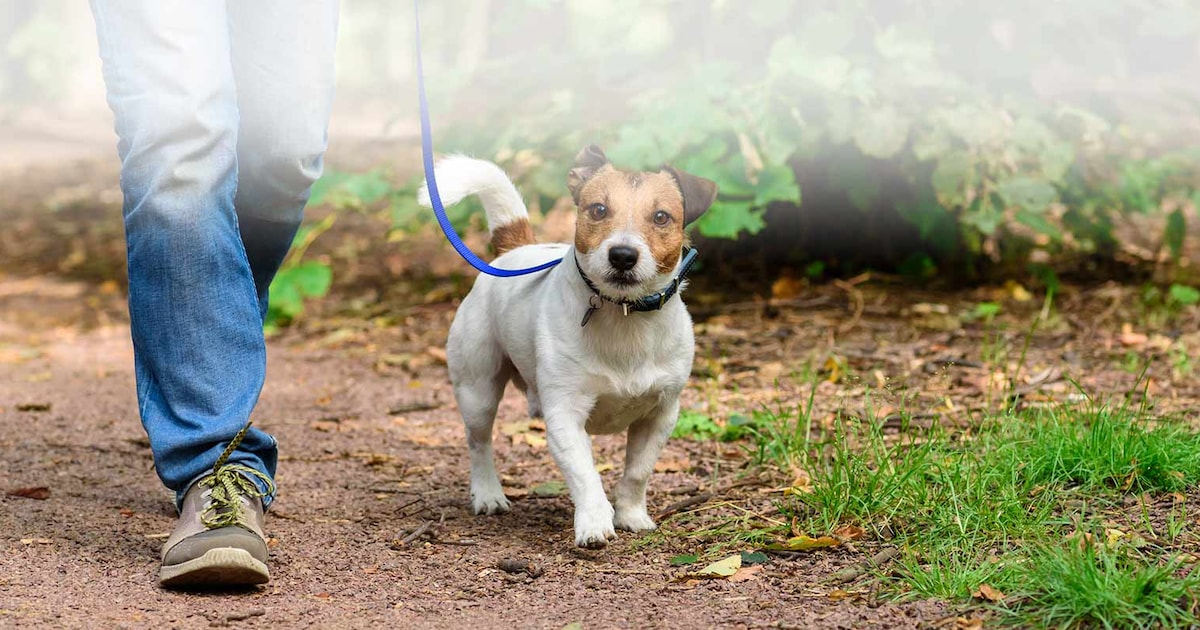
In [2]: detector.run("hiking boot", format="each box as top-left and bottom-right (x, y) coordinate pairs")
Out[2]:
(159, 423), (276, 588)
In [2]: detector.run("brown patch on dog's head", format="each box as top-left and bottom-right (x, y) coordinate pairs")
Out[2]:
(490, 218), (535, 256)
(569, 145), (719, 278)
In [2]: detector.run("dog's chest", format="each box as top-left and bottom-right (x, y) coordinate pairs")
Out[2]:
(585, 391), (666, 435)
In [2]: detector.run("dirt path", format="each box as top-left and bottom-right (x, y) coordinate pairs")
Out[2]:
(0, 273), (952, 629)
(2, 153), (1196, 629)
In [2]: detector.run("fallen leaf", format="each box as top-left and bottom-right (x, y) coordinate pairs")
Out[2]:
(955, 617), (984, 630)
(1005, 281), (1033, 302)
(1120, 323), (1148, 347)
(822, 356), (843, 384)
(728, 565), (763, 582)
(787, 463), (816, 494)
(765, 535), (841, 552)
(693, 554), (742, 578)
(561, 623), (583, 630)
(529, 480), (567, 497)
(771, 274), (806, 300)
(426, 346), (448, 364)
(740, 551), (769, 565)
(973, 583), (1005, 602)
(503, 486), (529, 500)
(7, 487), (50, 500)
(1106, 528), (1126, 546)
(15, 403), (50, 412)
(911, 303), (950, 315)
(833, 524), (866, 542)
(670, 554), (699, 566)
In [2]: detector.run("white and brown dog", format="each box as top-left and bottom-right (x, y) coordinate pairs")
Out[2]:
(419, 145), (717, 548)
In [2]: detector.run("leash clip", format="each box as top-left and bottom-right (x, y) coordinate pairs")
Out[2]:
(581, 294), (603, 327)
(622, 303), (630, 317)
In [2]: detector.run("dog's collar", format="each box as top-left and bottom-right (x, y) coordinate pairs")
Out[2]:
(574, 247), (699, 327)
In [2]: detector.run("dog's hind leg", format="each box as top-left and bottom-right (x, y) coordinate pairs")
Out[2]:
(613, 397), (680, 532)
(511, 371), (542, 418)
(454, 360), (514, 516)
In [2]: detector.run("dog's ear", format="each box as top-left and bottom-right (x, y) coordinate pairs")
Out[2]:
(664, 165), (718, 225)
(567, 145), (610, 203)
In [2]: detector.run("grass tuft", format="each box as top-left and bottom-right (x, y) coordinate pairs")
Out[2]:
(736, 391), (1200, 623)
(1009, 544), (1200, 629)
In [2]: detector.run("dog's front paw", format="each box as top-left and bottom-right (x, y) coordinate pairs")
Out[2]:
(614, 506), (657, 533)
(574, 505), (617, 549)
(470, 490), (512, 516)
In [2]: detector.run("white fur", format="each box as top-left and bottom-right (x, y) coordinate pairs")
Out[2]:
(417, 155), (528, 231)
(426, 159), (695, 548)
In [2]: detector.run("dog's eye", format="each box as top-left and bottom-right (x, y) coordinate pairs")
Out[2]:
(652, 210), (671, 226)
(588, 203), (608, 220)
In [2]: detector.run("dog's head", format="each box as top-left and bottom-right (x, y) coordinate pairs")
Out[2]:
(567, 145), (718, 300)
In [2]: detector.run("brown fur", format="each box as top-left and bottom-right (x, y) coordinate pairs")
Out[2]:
(490, 218), (536, 256)
(573, 168), (687, 273)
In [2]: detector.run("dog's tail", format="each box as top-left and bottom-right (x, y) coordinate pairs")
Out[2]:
(417, 155), (535, 255)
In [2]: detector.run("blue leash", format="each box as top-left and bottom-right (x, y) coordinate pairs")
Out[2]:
(414, 1), (562, 277)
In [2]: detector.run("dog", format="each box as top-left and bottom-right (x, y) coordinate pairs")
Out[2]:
(418, 145), (717, 548)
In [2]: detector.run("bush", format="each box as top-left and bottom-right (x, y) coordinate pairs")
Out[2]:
(419, 0), (1200, 279)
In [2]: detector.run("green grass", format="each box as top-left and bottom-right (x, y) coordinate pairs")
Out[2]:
(742, 392), (1200, 627)
(1010, 545), (1200, 629)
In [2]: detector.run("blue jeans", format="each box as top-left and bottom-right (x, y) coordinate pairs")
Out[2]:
(89, 1), (340, 508)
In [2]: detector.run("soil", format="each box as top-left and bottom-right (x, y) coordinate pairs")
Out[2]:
(2, 146), (1197, 629)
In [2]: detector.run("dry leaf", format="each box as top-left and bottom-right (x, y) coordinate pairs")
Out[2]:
(693, 554), (742, 578)
(771, 274), (806, 300)
(827, 589), (851, 601)
(728, 565), (763, 582)
(955, 617), (984, 630)
(426, 346), (448, 364)
(973, 583), (1005, 602)
(1005, 281), (1033, 302)
(833, 524), (866, 542)
(7, 487), (50, 500)
(765, 535), (841, 551)
(1119, 323), (1148, 347)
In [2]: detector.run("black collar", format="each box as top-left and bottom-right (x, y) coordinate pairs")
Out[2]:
(574, 247), (699, 327)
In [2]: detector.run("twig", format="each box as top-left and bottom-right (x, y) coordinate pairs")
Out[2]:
(388, 401), (442, 415)
(656, 492), (713, 519)
(826, 547), (901, 584)
(693, 295), (833, 317)
(832, 279), (865, 333)
(394, 520), (433, 547)
(428, 538), (478, 546)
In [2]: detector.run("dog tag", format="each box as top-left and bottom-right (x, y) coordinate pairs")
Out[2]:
(581, 294), (603, 327)
(623, 303), (630, 317)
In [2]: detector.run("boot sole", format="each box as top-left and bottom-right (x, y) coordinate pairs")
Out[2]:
(159, 547), (269, 588)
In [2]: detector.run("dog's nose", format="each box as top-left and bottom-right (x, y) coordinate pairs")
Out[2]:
(608, 246), (639, 271)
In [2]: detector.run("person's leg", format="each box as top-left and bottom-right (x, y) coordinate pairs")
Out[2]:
(89, 1), (277, 509)
(227, 0), (340, 318)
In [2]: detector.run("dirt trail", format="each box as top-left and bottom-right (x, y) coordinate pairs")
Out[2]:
(2, 149), (1196, 629)
(0, 273), (949, 629)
